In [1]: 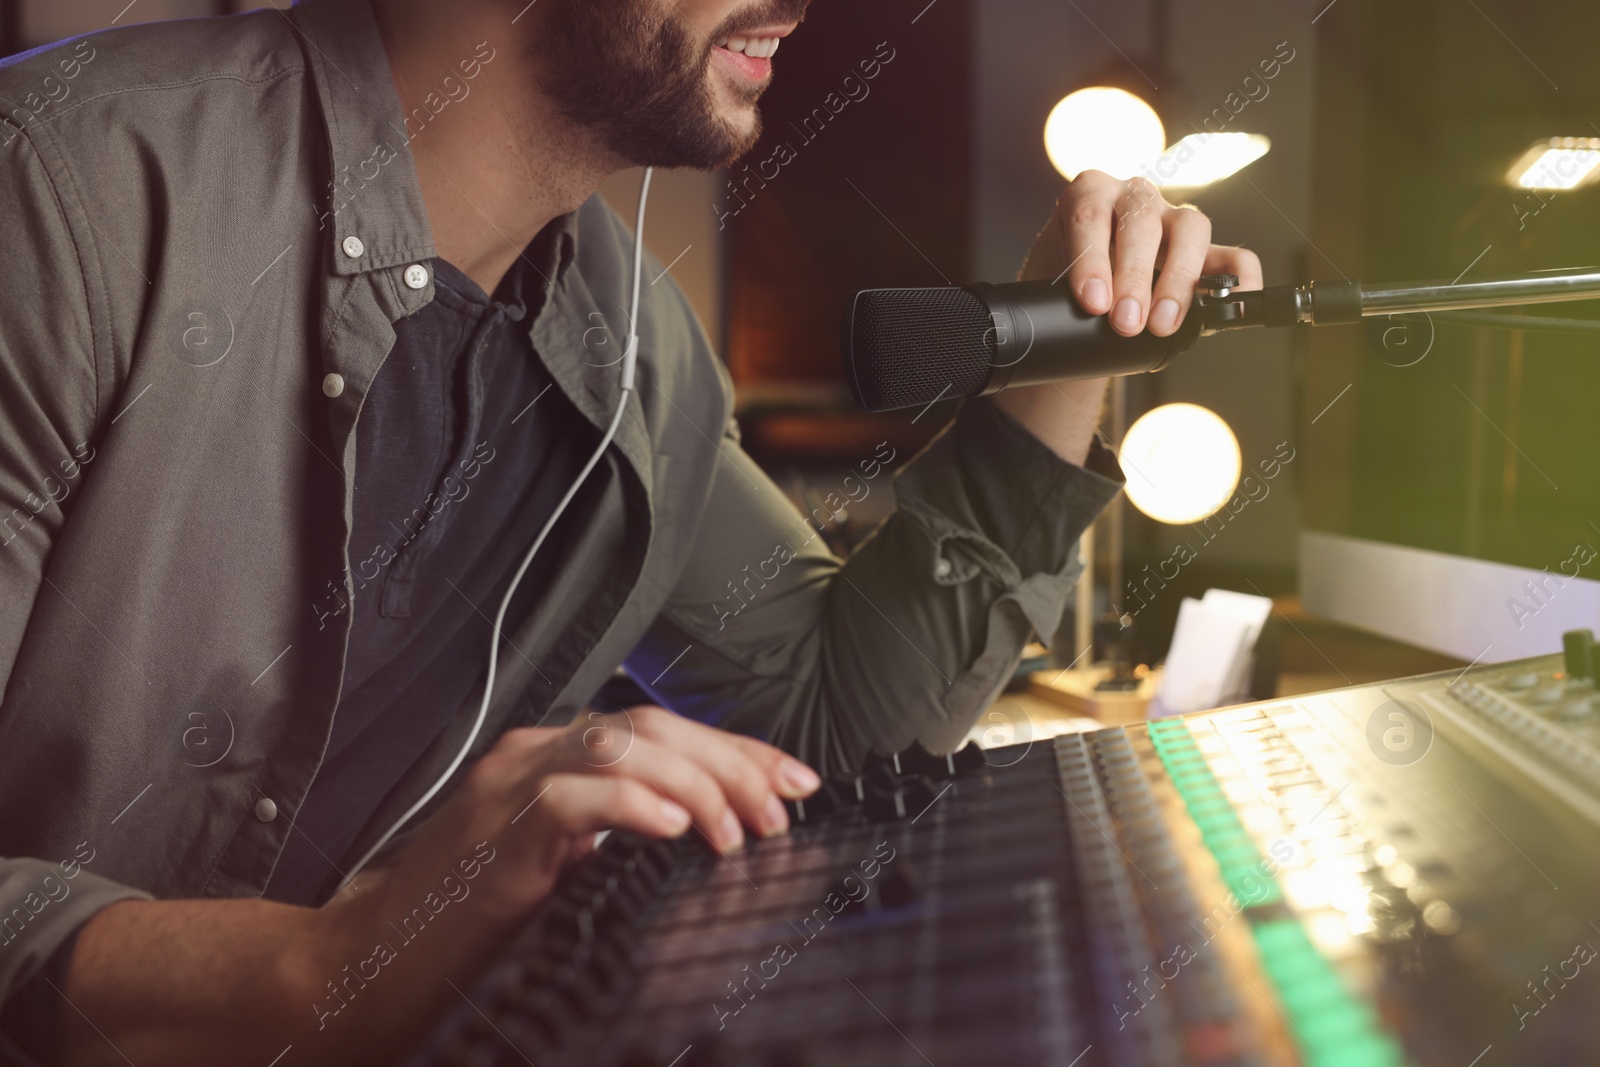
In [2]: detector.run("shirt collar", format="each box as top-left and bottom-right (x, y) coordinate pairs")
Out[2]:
(291, 0), (436, 278)
(429, 208), (579, 317)
(507, 210), (582, 304)
(557, 212), (584, 294)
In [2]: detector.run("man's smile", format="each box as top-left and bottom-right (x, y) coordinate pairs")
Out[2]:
(712, 25), (796, 83)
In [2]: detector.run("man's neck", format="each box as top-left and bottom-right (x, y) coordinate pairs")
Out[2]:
(370, 1), (624, 296)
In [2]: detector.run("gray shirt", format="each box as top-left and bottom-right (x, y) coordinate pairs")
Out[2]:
(0, 0), (1122, 1047)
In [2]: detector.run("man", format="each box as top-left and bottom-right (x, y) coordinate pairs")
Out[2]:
(0, 0), (1260, 1063)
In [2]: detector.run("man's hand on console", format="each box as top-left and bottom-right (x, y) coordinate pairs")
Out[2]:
(58, 709), (820, 1067)
(371, 705), (822, 920)
(992, 170), (1265, 465)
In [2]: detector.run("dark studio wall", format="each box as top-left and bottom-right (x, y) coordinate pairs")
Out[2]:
(717, 0), (974, 479)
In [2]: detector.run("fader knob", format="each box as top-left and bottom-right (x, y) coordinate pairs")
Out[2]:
(1563, 629), (1596, 681)
(889, 740), (984, 779)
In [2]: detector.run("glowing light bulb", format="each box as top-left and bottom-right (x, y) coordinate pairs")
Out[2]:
(1120, 403), (1241, 525)
(1044, 87), (1166, 182)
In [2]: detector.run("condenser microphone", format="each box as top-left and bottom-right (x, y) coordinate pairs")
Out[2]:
(842, 269), (1600, 413)
(842, 278), (1209, 413)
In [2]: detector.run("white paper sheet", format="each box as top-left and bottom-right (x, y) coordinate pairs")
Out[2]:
(1150, 595), (1258, 718)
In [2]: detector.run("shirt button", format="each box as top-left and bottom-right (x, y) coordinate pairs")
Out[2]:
(322, 373), (345, 398)
(934, 558), (953, 578)
(403, 264), (429, 290)
(254, 797), (278, 823)
(342, 235), (364, 259)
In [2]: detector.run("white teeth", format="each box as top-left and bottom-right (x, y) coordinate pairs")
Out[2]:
(720, 35), (781, 58)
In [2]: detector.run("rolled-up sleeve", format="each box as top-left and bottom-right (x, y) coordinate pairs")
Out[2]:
(893, 396), (1124, 640)
(0, 858), (150, 1065)
(628, 386), (1124, 774)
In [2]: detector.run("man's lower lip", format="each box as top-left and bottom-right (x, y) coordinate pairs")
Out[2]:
(715, 45), (772, 81)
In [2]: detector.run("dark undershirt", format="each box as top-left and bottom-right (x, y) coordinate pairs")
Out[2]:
(263, 244), (595, 906)
(6, 230), (598, 1060)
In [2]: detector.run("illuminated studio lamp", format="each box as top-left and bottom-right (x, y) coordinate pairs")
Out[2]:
(1508, 137), (1600, 191)
(1067, 401), (1242, 673)
(1120, 403), (1242, 525)
(1044, 87), (1167, 181)
(1148, 132), (1272, 191)
(1043, 87), (1270, 189)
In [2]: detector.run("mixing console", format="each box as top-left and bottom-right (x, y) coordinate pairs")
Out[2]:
(410, 633), (1600, 1067)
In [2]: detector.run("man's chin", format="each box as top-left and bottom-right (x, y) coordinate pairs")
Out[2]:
(721, 113), (762, 156)
(592, 68), (765, 170)
(678, 102), (761, 170)
(615, 123), (759, 172)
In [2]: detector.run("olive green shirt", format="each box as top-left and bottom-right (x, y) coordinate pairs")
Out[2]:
(0, 0), (1122, 1046)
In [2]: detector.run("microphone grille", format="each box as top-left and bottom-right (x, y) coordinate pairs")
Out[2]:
(845, 287), (994, 412)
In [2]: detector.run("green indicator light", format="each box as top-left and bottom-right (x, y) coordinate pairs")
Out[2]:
(1151, 726), (1287, 909)
(1214, 856), (1262, 875)
(1297, 1003), (1376, 1044)
(1325, 1034), (1405, 1067)
(1310, 1035), (1404, 1067)
(1187, 795), (1235, 813)
(1146, 727), (1408, 1066)
(1228, 878), (1283, 906)
(1279, 977), (1351, 1014)
(1250, 920), (1404, 1067)
(1214, 841), (1264, 863)
(1196, 816), (1240, 834)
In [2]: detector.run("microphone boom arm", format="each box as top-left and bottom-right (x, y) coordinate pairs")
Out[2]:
(1196, 268), (1600, 334)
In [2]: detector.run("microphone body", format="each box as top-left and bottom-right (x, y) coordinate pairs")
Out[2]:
(842, 268), (1600, 414)
(843, 280), (1202, 413)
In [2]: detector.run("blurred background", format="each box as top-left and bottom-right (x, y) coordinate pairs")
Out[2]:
(7, 0), (1600, 703)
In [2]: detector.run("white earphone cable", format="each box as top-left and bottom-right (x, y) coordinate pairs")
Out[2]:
(341, 167), (655, 889)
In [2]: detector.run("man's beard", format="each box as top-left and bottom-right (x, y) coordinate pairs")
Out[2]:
(536, 0), (807, 170)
